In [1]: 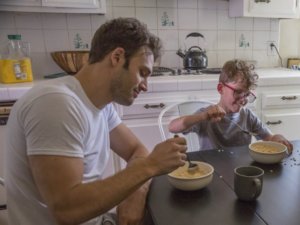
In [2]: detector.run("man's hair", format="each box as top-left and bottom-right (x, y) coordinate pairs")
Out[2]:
(219, 59), (259, 90)
(89, 17), (162, 68)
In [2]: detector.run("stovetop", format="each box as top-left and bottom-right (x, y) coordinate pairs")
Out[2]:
(152, 67), (221, 76)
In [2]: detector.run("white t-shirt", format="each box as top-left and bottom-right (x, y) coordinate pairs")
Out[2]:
(5, 76), (121, 225)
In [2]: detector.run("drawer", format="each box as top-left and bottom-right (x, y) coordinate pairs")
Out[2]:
(115, 97), (187, 120)
(115, 92), (219, 120)
(262, 92), (300, 109)
(262, 109), (300, 141)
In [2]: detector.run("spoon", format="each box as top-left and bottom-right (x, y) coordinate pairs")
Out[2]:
(223, 117), (258, 136)
(186, 154), (198, 171)
(174, 135), (198, 171)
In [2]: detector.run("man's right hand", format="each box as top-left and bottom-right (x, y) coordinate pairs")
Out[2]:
(146, 136), (187, 176)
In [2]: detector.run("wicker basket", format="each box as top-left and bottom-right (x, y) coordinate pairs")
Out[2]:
(51, 51), (89, 75)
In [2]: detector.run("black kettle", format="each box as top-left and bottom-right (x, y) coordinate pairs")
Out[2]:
(176, 32), (208, 70)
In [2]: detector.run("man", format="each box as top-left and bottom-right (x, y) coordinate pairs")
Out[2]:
(168, 59), (293, 152)
(5, 18), (187, 225)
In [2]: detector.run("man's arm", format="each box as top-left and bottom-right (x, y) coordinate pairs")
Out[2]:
(109, 123), (149, 162)
(29, 126), (187, 225)
(109, 123), (152, 225)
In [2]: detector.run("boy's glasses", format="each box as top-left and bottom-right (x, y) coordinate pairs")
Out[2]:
(222, 82), (256, 103)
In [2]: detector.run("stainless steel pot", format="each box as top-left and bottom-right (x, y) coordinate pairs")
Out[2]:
(176, 32), (208, 70)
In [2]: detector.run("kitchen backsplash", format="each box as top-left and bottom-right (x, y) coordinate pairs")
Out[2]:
(0, 0), (280, 79)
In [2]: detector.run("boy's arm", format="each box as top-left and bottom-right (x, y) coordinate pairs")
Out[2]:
(168, 104), (226, 133)
(168, 113), (208, 133)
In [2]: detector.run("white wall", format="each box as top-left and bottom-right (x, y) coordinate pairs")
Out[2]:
(0, 0), (281, 79)
(279, 19), (300, 67)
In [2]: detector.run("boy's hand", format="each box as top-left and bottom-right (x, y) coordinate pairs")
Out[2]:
(205, 104), (226, 122)
(269, 134), (293, 154)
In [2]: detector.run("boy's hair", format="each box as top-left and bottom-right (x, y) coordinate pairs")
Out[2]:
(219, 59), (259, 90)
(89, 17), (162, 68)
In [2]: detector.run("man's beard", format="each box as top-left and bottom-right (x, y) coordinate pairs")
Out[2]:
(110, 71), (134, 106)
(115, 94), (134, 106)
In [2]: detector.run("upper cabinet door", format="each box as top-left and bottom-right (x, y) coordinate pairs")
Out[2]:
(0, 0), (106, 14)
(42, 0), (99, 9)
(229, 0), (299, 18)
(0, 0), (41, 7)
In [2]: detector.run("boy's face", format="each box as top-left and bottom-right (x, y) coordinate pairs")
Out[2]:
(218, 78), (253, 113)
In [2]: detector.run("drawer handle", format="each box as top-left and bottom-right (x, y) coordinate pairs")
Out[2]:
(255, 0), (270, 3)
(281, 96), (297, 100)
(144, 103), (165, 109)
(266, 120), (282, 125)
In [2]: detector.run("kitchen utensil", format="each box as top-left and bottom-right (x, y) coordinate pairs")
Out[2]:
(168, 161), (214, 191)
(174, 134), (198, 171)
(199, 68), (222, 74)
(43, 72), (68, 79)
(186, 154), (198, 171)
(223, 117), (257, 136)
(152, 66), (176, 76)
(176, 32), (208, 70)
(234, 166), (264, 201)
(51, 50), (89, 75)
(249, 141), (288, 164)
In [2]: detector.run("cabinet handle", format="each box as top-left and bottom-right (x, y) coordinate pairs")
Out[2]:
(281, 96), (297, 100)
(266, 120), (282, 125)
(144, 103), (165, 109)
(255, 0), (270, 3)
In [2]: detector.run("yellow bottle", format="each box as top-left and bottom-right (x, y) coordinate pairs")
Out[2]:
(0, 34), (33, 83)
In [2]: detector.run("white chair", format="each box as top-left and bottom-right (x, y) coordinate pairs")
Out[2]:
(158, 100), (214, 152)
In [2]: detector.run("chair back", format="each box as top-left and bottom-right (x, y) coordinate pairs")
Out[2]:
(158, 100), (214, 152)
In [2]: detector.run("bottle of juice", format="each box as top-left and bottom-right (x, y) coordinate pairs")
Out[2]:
(0, 34), (33, 83)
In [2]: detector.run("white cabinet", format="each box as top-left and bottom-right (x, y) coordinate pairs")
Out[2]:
(113, 118), (168, 171)
(261, 89), (300, 141)
(262, 109), (300, 141)
(115, 92), (192, 150)
(229, 0), (299, 18)
(42, 0), (100, 9)
(0, 0), (106, 14)
(124, 118), (163, 152)
(0, 0), (40, 7)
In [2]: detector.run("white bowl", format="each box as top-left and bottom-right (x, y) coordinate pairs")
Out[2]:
(167, 161), (214, 191)
(249, 141), (288, 164)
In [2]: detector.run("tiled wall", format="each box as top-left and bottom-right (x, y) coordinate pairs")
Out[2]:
(0, 0), (280, 79)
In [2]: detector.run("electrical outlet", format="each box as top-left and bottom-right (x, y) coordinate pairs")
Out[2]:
(267, 41), (276, 56)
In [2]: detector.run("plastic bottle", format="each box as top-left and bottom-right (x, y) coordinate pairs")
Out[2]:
(0, 34), (33, 83)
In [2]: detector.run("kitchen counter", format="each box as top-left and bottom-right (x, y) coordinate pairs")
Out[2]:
(1, 68), (300, 101)
(148, 68), (300, 92)
(0, 80), (44, 101)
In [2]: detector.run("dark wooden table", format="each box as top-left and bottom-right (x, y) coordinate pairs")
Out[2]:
(147, 140), (300, 225)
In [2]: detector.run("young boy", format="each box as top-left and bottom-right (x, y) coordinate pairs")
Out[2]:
(168, 59), (293, 153)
